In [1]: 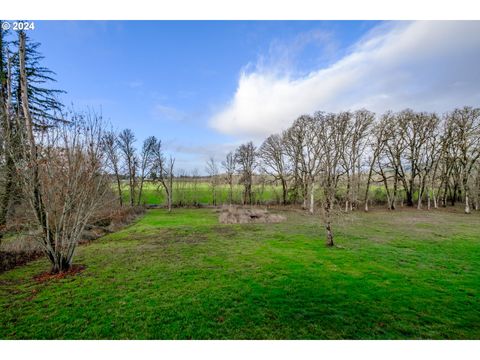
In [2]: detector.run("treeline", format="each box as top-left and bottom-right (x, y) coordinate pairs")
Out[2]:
(108, 108), (480, 219)
(254, 108), (480, 216)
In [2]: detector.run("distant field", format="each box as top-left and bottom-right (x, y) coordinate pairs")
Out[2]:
(1, 207), (479, 339)
(122, 181), (288, 205)
(121, 181), (391, 206)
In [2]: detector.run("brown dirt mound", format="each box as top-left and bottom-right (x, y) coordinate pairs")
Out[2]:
(33, 264), (86, 283)
(219, 207), (286, 224)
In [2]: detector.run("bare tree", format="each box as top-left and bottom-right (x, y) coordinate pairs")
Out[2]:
(235, 142), (257, 205)
(446, 107), (480, 213)
(205, 156), (219, 206)
(15, 112), (109, 272)
(222, 151), (236, 205)
(415, 114), (440, 209)
(317, 113), (343, 246)
(338, 109), (373, 211)
(191, 168), (200, 206)
(364, 115), (388, 211)
(259, 134), (290, 205)
(283, 121), (308, 207)
(117, 129), (137, 207)
(284, 115), (322, 213)
(103, 131), (123, 206)
(152, 138), (175, 212)
(137, 136), (156, 206)
(378, 112), (407, 210)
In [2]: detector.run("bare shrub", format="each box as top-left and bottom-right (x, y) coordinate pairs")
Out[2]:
(218, 206), (286, 224)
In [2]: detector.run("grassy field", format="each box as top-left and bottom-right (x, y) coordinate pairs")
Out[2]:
(1, 207), (479, 339)
(125, 181), (285, 205)
(124, 181), (390, 206)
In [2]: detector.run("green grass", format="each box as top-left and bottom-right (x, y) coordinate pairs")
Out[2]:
(124, 180), (391, 206)
(124, 181), (284, 205)
(1, 207), (479, 339)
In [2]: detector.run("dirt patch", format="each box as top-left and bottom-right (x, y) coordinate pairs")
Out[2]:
(33, 264), (86, 283)
(218, 206), (286, 224)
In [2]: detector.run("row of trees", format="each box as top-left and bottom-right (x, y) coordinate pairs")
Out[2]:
(104, 109), (480, 221)
(221, 109), (480, 215)
(103, 129), (175, 211)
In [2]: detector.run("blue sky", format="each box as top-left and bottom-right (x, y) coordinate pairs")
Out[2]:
(20, 21), (480, 172)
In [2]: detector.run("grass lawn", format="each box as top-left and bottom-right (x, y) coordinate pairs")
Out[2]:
(1, 207), (479, 339)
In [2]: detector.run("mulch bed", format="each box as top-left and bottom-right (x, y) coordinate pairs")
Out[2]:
(33, 264), (86, 283)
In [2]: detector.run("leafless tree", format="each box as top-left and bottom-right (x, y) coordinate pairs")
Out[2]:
(191, 168), (200, 206)
(206, 156), (219, 206)
(259, 134), (290, 205)
(377, 112), (407, 210)
(235, 141), (257, 205)
(283, 121), (308, 207)
(117, 129), (137, 207)
(364, 115), (388, 211)
(15, 109), (109, 272)
(338, 109), (373, 211)
(284, 115), (322, 213)
(415, 114), (440, 209)
(317, 113), (343, 246)
(222, 151), (236, 205)
(446, 107), (480, 213)
(102, 131), (123, 206)
(137, 136), (156, 206)
(152, 138), (175, 212)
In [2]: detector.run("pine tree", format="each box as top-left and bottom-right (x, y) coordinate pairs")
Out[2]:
(11, 30), (65, 126)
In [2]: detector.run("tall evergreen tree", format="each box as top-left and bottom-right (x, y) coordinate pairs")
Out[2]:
(11, 30), (65, 126)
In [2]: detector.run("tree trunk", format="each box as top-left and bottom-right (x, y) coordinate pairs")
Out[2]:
(463, 177), (471, 214)
(417, 189), (422, 209)
(168, 178), (173, 212)
(281, 178), (287, 206)
(427, 187), (431, 210)
(0, 151), (14, 229)
(324, 197), (334, 247)
(345, 175), (351, 213)
(465, 193), (471, 214)
(115, 174), (123, 207)
(364, 156), (376, 212)
(406, 189), (414, 207)
(137, 176), (145, 206)
(309, 181), (315, 215)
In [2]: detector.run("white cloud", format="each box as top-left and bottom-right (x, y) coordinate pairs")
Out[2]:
(209, 21), (480, 139)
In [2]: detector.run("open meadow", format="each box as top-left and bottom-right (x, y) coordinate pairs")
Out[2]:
(1, 207), (479, 339)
